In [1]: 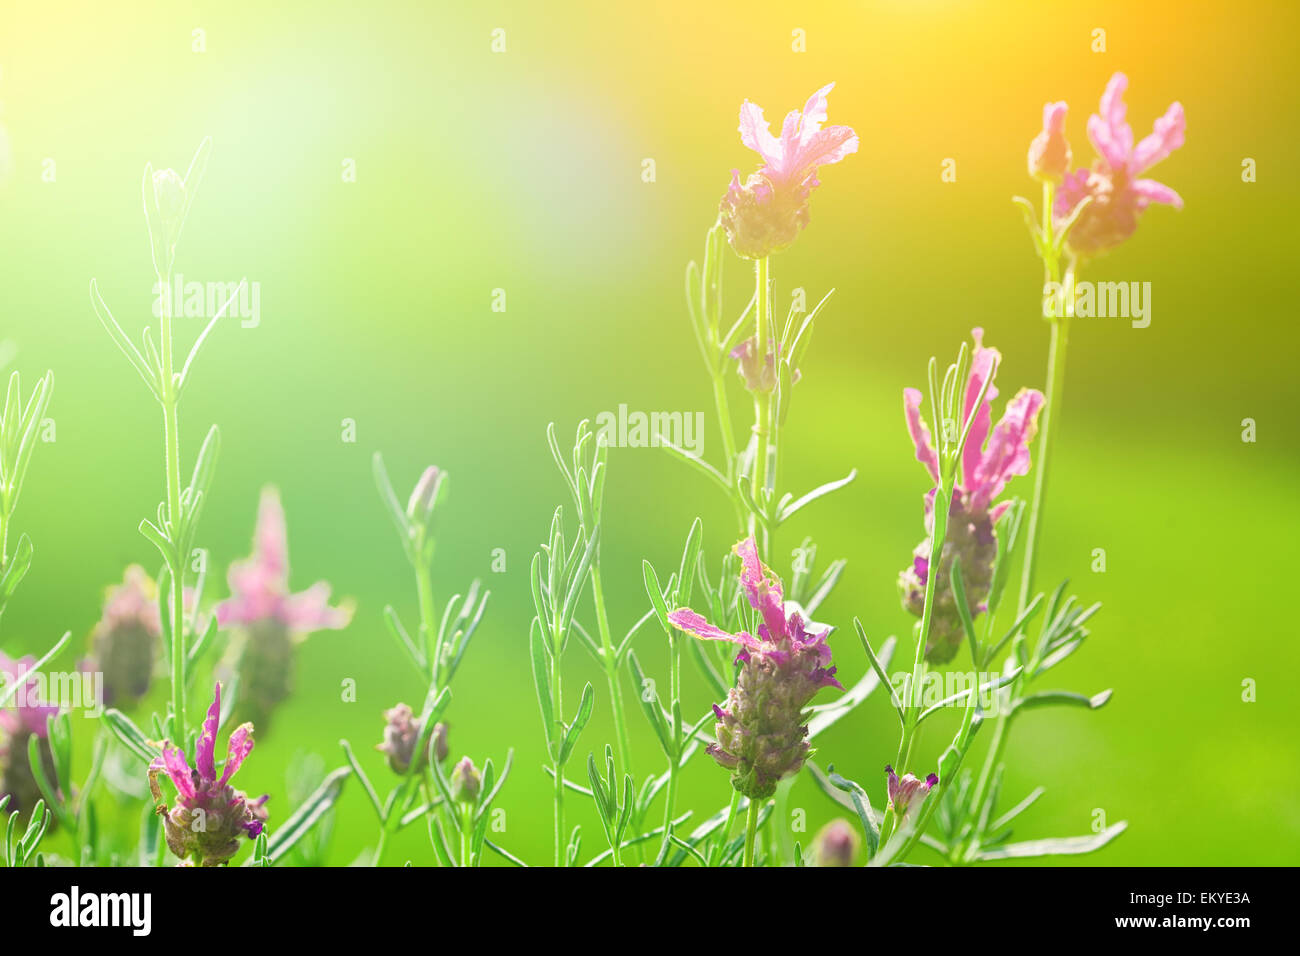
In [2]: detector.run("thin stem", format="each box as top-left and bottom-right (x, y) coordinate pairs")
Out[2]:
(750, 256), (772, 555)
(710, 370), (747, 532)
(1017, 315), (1070, 612)
(158, 277), (187, 744)
(590, 563), (632, 777)
(711, 789), (742, 866)
(742, 799), (759, 867)
(551, 627), (564, 867)
(414, 557), (440, 686)
(658, 632), (682, 856)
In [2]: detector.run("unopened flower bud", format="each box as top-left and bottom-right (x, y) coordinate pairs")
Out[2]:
(450, 756), (481, 804)
(430, 722), (450, 764)
(376, 703), (423, 774)
(151, 168), (187, 236)
(405, 466), (442, 527)
(811, 818), (861, 867)
(1028, 101), (1071, 182)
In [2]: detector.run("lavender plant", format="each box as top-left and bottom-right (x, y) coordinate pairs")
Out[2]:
(0, 74), (1181, 869)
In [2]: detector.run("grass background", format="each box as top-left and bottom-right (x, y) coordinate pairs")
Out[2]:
(1, 0), (1297, 864)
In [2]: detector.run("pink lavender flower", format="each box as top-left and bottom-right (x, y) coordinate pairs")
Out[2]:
(217, 487), (352, 731)
(83, 565), (160, 708)
(886, 764), (938, 821)
(1054, 73), (1185, 258)
(668, 537), (840, 799)
(149, 682), (268, 866)
(719, 83), (858, 259)
(1028, 101), (1071, 182)
(899, 329), (1044, 664)
(0, 652), (60, 818)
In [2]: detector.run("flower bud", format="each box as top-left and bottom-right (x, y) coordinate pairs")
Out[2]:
(886, 765), (938, 821)
(430, 722), (450, 764)
(1028, 101), (1071, 182)
(376, 703), (423, 774)
(405, 466), (442, 527)
(811, 818), (860, 867)
(151, 168), (187, 238)
(86, 565), (160, 708)
(450, 756), (481, 804)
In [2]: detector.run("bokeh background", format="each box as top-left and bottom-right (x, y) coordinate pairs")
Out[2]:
(1, 0), (1297, 865)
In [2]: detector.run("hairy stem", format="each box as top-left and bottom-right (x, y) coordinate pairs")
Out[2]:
(159, 279), (187, 744)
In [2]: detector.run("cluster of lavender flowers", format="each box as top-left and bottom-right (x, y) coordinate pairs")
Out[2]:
(0, 70), (1182, 868)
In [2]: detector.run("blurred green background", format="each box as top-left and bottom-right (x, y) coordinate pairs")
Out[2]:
(1, 0), (1297, 865)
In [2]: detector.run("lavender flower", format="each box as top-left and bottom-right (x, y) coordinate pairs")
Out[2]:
(217, 488), (352, 731)
(899, 329), (1044, 664)
(668, 537), (840, 800)
(885, 764), (938, 822)
(148, 682), (268, 867)
(1054, 73), (1185, 258)
(0, 652), (59, 819)
(83, 565), (160, 708)
(720, 83), (858, 259)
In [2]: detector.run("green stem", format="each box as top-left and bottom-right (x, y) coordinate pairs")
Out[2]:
(711, 789), (742, 866)
(159, 278), (187, 745)
(742, 799), (759, 867)
(750, 256), (772, 555)
(1017, 315), (1071, 612)
(414, 557), (440, 685)
(551, 628), (565, 867)
(459, 803), (472, 866)
(710, 370), (747, 532)
(590, 563), (633, 777)
(658, 632), (682, 856)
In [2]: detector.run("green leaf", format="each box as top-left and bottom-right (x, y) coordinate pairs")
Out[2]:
(529, 618), (556, 756)
(808, 635), (896, 739)
(976, 821), (1127, 861)
(0, 632), (70, 710)
(1014, 689), (1112, 715)
(776, 469), (857, 525)
(828, 770), (880, 858)
(89, 280), (161, 399)
(642, 560), (673, 633)
(372, 453), (413, 554)
(628, 650), (673, 757)
(659, 436), (730, 494)
(265, 766), (350, 864)
(557, 682), (596, 766)
(853, 620), (903, 722)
